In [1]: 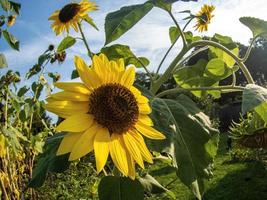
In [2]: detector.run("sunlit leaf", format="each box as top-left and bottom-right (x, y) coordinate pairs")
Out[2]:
(0, 53), (8, 68)
(83, 15), (99, 30)
(3, 30), (19, 51)
(98, 176), (144, 200)
(240, 17), (267, 39)
(169, 26), (180, 44)
(104, 1), (153, 45)
(57, 36), (76, 52)
(8, 0), (21, 15)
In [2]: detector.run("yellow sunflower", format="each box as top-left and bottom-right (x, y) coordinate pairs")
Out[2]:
(7, 15), (16, 27)
(194, 4), (215, 32)
(45, 54), (165, 179)
(48, 0), (97, 35)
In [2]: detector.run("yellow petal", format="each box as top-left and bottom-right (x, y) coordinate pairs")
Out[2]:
(129, 129), (153, 163)
(57, 132), (83, 156)
(74, 56), (100, 89)
(137, 95), (149, 104)
(69, 125), (98, 160)
(123, 132), (144, 169)
(56, 113), (93, 132)
(138, 115), (153, 126)
(94, 126), (110, 173)
(121, 67), (135, 88)
(135, 121), (165, 140)
(45, 101), (89, 118)
(139, 103), (152, 114)
(49, 91), (89, 101)
(126, 152), (136, 180)
(130, 86), (141, 97)
(110, 134), (128, 176)
(54, 82), (90, 95)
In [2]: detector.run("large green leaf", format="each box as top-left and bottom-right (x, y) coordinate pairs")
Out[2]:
(0, 53), (8, 68)
(57, 36), (76, 52)
(101, 44), (149, 68)
(242, 84), (267, 122)
(240, 17), (267, 39)
(28, 133), (70, 188)
(3, 30), (19, 51)
(104, 1), (153, 45)
(174, 59), (220, 98)
(138, 174), (175, 199)
(149, 95), (219, 200)
(151, 0), (198, 11)
(98, 176), (144, 200)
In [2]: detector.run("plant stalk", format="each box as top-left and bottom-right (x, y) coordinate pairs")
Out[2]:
(78, 23), (93, 59)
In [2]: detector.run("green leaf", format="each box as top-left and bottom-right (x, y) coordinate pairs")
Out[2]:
(17, 86), (29, 97)
(138, 174), (175, 199)
(242, 84), (267, 122)
(8, 0), (21, 15)
(208, 46), (238, 67)
(29, 133), (69, 188)
(3, 30), (19, 51)
(174, 59), (220, 98)
(57, 36), (76, 52)
(149, 95), (219, 200)
(104, 1), (153, 45)
(169, 26), (180, 44)
(184, 31), (201, 44)
(98, 176), (144, 200)
(204, 58), (233, 80)
(83, 15), (99, 30)
(240, 17), (267, 39)
(0, 53), (8, 68)
(71, 69), (79, 79)
(151, 0), (172, 11)
(101, 44), (149, 68)
(0, 0), (10, 11)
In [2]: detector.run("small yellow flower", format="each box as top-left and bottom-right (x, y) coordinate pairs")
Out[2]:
(46, 54), (165, 179)
(7, 15), (16, 27)
(194, 4), (215, 32)
(49, 0), (97, 35)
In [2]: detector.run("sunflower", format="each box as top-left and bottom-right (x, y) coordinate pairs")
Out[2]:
(194, 4), (215, 32)
(49, 0), (97, 35)
(45, 54), (165, 179)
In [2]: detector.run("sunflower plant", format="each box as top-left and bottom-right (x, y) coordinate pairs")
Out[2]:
(28, 0), (267, 200)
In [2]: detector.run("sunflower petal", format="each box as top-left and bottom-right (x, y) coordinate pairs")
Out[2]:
(126, 152), (136, 180)
(69, 125), (98, 160)
(56, 114), (93, 132)
(138, 103), (152, 114)
(138, 114), (153, 126)
(94, 126), (110, 173)
(110, 134), (128, 176)
(54, 82), (90, 95)
(123, 132), (144, 168)
(57, 132), (83, 156)
(129, 129), (153, 163)
(121, 67), (135, 88)
(136, 121), (165, 140)
(50, 91), (89, 101)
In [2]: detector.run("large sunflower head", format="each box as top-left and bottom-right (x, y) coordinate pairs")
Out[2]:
(49, 0), (97, 35)
(194, 4), (215, 32)
(45, 54), (165, 179)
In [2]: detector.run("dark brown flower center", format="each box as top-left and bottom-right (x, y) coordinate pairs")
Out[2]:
(59, 3), (81, 23)
(89, 83), (139, 134)
(199, 13), (209, 24)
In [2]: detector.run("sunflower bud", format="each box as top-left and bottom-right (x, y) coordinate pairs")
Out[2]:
(7, 15), (16, 27)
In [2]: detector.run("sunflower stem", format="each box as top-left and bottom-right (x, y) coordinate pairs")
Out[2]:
(240, 36), (258, 62)
(156, 85), (245, 98)
(78, 23), (93, 60)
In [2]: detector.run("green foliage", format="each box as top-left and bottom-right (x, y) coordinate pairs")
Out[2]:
(101, 44), (150, 68)
(104, 1), (153, 45)
(169, 26), (180, 44)
(240, 17), (267, 39)
(2, 30), (19, 51)
(98, 176), (144, 200)
(0, 53), (8, 68)
(57, 36), (76, 53)
(242, 84), (267, 123)
(149, 95), (219, 199)
(83, 15), (99, 30)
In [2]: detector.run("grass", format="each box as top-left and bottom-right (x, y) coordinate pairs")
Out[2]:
(39, 134), (267, 199)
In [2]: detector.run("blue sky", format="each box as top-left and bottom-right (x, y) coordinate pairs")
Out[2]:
(1, 0), (267, 82)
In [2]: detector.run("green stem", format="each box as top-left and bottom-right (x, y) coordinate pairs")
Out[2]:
(190, 40), (255, 84)
(151, 46), (188, 94)
(168, 11), (187, 47)
(156, 85), (245, 98)
(78, 23), (93, 59)
(240, 36), (258, 62)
